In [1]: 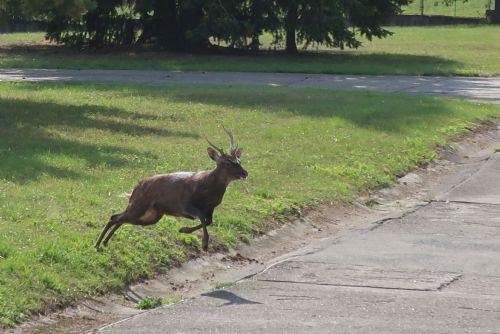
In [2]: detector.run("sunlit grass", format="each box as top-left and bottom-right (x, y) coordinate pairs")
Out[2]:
(1, 82), (500, 326)
(0, 25), (499, 76)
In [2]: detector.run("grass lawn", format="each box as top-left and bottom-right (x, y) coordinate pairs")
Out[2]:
(402, 0), (492, 17)
(1, 82), (500, 326)
(0, 25), (499, 76)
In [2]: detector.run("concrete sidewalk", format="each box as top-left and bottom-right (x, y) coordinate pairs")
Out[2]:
(97, 135), (500, 333)
(1, 68), (500, 103)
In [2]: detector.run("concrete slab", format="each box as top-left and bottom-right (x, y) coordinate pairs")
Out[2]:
(258, 261), (459, 291)
(442, 153), (500, 204)
(98, 201), (500, 333)
(98, 279), (500, 334)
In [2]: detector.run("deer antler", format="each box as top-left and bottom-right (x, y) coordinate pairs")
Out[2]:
(223, 126), (242, 159)
(202, 131), (225, 155)
(222, 125), (236, 152)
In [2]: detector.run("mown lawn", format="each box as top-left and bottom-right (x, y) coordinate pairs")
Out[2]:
(1, 82), (500, 326)
(0, 25), (499, 76)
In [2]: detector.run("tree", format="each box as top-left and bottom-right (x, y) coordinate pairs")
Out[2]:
(15, 0), (411, 52)
(275, 0), (300, 53)
(278, 0), (411, 53)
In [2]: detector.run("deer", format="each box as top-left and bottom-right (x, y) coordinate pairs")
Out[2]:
(94, 127), (248, 252)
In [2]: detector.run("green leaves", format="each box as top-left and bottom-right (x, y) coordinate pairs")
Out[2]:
(6, 0), (410, 51)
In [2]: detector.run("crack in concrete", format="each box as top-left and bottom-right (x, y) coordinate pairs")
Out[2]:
(440, 155), (492, 197)
(437, 274), (463, 291)
(256, 279), (436, 292)
(430, 199), (500, 207)
(458, 306), (500, 313)
(368, 203), (429, 231)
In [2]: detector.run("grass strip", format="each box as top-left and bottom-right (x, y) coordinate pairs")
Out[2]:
(1, 25), (499, 76)
(0, 82), (499, 326)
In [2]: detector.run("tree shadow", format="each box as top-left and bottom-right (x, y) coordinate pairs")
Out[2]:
(201, 290), (261, 306)
(24, 81), (467, 136)
(162, 86), (461, 134)
(0, 42), (461, 76)
(0, 97), (198, 183)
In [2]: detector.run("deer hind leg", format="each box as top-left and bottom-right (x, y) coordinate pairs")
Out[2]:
(102, 223), (123, 246)
(103, 208), (163, 246)
(137, 207), (164, 225)
(103, 208), (162, 246)
(95, 213), (125, 251)
(96, 207), (163, 251)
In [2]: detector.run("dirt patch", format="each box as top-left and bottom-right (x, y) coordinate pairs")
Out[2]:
(6, 121), (500, 334)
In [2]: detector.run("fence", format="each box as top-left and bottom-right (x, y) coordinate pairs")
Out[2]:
(403, 0), (492, 18)
(386, 14), (486, 25)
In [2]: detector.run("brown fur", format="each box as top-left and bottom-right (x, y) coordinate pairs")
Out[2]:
(95, 148), (248, 252)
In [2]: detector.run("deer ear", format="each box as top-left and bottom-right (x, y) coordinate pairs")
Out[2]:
(234, 148), (243, 159)
(207, 147), (220, 161)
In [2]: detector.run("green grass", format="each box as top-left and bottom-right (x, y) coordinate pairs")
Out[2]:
(136, 296), (180, 309)
(1, 25), (500, 76)
(1, 82), (500, 326)
(403, 0), (492, 17)
(0, 32), (46, 44)
(213, 281), (238, 290)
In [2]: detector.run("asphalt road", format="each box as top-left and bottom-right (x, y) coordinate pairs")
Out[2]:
(1, 68), (500, 103)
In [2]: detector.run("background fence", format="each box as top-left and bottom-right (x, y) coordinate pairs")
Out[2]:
(0, 1), (496, 33)
(403, 0), (493, 18)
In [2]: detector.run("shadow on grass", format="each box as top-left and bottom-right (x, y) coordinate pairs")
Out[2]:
(133, 85), (460, 134)
(0, 43), (461, 75)
(19, 82), (466, 135)
(0, 97), (198, 183)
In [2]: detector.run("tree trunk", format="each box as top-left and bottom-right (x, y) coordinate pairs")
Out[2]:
(285, 3), (298, 54)
(152, 0), (178, 49)
(179, 6), (207, 51)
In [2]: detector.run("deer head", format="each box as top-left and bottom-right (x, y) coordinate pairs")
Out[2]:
(205, 127), (248, 180)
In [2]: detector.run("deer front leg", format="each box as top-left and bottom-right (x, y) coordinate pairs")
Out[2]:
(201, 217), (209, 252)
(201, 210), (213, 252)
(178, 210), (213, 251)
(178, 206), (203, 233)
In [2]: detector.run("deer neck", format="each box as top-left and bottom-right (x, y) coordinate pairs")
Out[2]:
(206, 167), (231, 191)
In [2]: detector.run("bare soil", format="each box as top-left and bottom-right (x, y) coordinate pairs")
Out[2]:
(6, 121), (500, 334)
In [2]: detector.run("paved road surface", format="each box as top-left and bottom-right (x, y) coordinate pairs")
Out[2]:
(1, 68), (499, 103)
(98, 136), (500, 333)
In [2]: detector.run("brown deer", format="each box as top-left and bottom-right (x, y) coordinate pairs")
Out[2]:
(95, 127), (248, 252)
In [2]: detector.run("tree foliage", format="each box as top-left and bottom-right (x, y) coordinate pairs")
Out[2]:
(2, 0), (410, 52)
